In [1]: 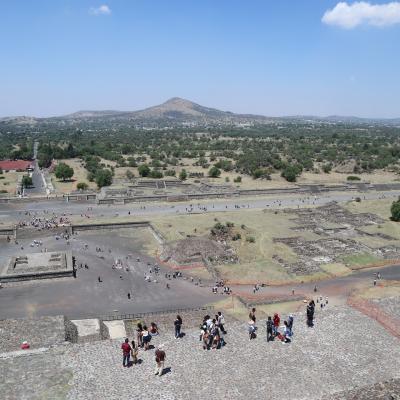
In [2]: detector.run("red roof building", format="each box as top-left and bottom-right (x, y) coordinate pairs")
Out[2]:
(0, 160), (33, 172)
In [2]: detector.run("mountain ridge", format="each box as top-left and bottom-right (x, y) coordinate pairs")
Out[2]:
(1, 97), (400, 126)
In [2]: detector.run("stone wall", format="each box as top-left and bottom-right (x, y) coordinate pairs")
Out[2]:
(64, 316), (78, 344)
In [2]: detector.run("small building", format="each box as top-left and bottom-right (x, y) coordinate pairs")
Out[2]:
(0, 160), (34, 172)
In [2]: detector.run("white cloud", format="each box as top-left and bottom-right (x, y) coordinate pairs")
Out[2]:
(89, 5), (111, 16)
(322, 1), (400, 29)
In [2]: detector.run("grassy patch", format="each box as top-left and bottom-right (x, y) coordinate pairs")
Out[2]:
(341, 252), (381, 268)
(319, 263), (352, 277)
(51, 158), (96, 193)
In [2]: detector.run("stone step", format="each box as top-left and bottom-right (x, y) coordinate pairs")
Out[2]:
(103, 320), (127, 339)
(71, 319), (105, 343)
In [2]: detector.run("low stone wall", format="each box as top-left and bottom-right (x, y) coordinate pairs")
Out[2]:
(72, 221), (150, 232)
(16, 226), (72, 240)
(64, 316), (78, 344)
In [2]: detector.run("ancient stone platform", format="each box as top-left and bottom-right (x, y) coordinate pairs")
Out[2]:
(0, 251), (73, 282)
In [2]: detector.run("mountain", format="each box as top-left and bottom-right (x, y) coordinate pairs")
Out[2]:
(60, 97), (271, 125)
(1, 98), (400, 129)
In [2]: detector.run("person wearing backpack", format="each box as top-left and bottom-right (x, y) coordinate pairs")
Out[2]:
(266, 316), (274, 342)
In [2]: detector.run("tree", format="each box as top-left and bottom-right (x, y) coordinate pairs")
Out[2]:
(126, 170), (135, 181)
(95, 169), (113, 188)
(149, 169), (163, 179)
(54, 162), (74, 181)
(234, 176), (242, 183)
(208, 166), (221, 178)
(22, 175), (33, 188)
(179, 169), (187, 181)
(281, 164), (302, 182)
(390, 199), (400, 221)
(76, 182), (88, 190)
(138, 164), (151, 177)
(322, 163), (332, 174)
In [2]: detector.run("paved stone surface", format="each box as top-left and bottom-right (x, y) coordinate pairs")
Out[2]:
(324, 378), (400, 399)
(371, 296), (400, 320)
(1, 306), (399, 400)
(0, 315), (66, 353)
(0, 346), (72, 400)
(61, 306), (400, 400)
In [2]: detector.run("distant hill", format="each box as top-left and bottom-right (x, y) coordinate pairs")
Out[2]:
(1, 97), (399, 128)
(59, 97), (272, 125)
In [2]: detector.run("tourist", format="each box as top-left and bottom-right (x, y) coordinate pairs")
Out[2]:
(248, 319), (257, 340)
(174, 315), (183, 339)
(287, 314), (294, 336)
(142, 325), (151, 350)
(273, 313), (280, 335)
(282, 321), (291, 343)
(210, 322), (221, 349)
(217, 311), (227, 334)
(150, 322), (159, 336)
(136, 323), (144, 348)
(266, 316), (274, 342)
(154, 345), (166, 376)
(306, 300), (315, 327)
(20, 341), (30, 350)
(131, 340), (138, 365)
(249, 307), (256, 323)
(121, 338), (132, 367)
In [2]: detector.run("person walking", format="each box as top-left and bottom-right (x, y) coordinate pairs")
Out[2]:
(266, 316), (273, 342)
(154, 345), (166, 376)
(136, 323), (144, 348)
(287, 314), (294, 337)
(174, 315), (183, 339)
(121, 338), (132, 367)
(306, 300), (315, 327)
(217, 311), (227, 334)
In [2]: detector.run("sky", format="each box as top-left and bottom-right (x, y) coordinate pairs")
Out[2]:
(1, 1), (400, 118)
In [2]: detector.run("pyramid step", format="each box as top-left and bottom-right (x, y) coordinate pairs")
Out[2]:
(71, 319), (102, 343)
(103, 320), (127, 339)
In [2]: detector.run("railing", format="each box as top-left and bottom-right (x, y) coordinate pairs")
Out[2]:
(71, 305), (215, 322)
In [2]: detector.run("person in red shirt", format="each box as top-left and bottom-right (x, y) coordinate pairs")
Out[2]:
(273, 313), (280, 336)
(121, 338), (132, 367)
(20, 341), (30, 350)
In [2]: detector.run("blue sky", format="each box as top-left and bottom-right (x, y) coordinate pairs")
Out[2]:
(1, 1), (399, 118)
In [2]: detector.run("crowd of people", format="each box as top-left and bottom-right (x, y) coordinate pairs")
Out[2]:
(118, 304), (319, 376)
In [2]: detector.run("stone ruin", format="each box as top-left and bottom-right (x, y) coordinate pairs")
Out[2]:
(160, 236), (238, 267)
(0, 251), (74, 282)
(273, 202), (400, 275)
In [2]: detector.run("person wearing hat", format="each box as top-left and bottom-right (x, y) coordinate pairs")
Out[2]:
(21, 341), (30, 350)
(154, 345), (166, 376)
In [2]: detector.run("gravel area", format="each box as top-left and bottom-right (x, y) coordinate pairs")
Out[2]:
(371, 296), (400, 320)
(0, 315), (67, 353)
(62, 306), (400, 400)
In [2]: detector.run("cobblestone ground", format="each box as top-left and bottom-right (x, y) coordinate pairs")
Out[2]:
(324, 378), (400, 400)
(1, 305), (399, 400)
(1, 346), (72, 400)
(61, 306), (400, 400)
(371, 296), (400, 320)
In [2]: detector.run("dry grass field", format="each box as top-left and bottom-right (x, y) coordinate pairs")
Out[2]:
(0, 171), (24, 194)
(50, 158), (97, 193)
